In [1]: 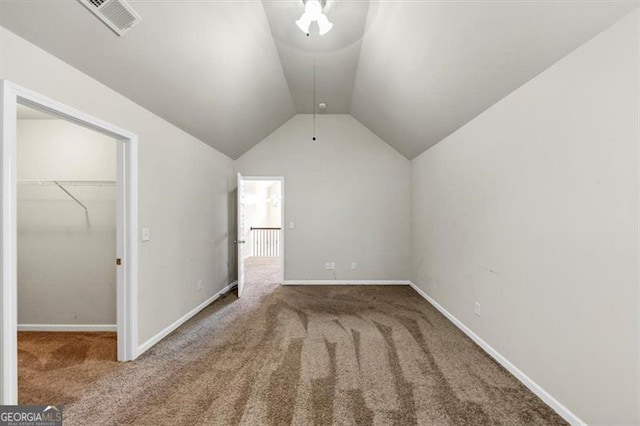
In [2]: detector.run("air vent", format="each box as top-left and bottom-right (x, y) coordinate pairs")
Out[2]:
(78, 0), (141, 36)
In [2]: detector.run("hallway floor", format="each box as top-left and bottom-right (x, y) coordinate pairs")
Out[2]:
(244, 256), (282, 290)
(52, 259), (563, 425)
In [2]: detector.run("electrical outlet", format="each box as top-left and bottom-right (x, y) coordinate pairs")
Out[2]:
(197, 280), (203, 291)
(325, 262), (331, 270)
(330, 262), (336, 270)
(474, 302), (481, 316)
(289, 221), (295, 229)
(351, 262), (357, 270)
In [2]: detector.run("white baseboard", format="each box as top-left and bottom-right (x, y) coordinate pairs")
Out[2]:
(408, 282), (585, 426)
(282, 280), (411, 285)
(137, 281), (237, 356)
(17, 324), (117, 332)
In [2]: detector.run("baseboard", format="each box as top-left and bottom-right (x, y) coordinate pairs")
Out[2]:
(137, 281), (237, 356)
(282, 280), (411, 285)
(408, 282), (585, 426)
(17, 324), (117, 332)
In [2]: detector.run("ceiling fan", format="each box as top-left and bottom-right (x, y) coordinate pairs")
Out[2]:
(295, 0), (333, 36)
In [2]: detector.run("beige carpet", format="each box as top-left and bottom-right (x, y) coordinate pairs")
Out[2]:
(60, 257), (565, 425)
(18, 331), (118, 405)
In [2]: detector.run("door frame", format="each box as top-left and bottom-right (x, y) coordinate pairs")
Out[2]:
(238, 176), (285, 287)
(0, 80), (139, 404)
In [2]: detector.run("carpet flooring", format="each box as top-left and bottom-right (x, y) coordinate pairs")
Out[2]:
(18, 331), (118, 405)
(52, 257), (563, 425)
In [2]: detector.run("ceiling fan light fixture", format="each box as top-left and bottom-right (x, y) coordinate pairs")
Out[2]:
(296, 16), (311, 33)
(304, 0), (323, 20)
(317, 14), (333, 35)
(296, 0), (333, 36)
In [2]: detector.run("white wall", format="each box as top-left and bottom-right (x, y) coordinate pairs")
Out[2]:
(0, 27), (235, 346)
(410, 11), (639, 425)
(17, 119), (117, 325)
(17, 119), (116, 181)
(236, 114), (411, 281)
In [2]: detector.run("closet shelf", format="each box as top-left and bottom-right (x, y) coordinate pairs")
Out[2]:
(17, 180), (115, 220)
(17, 180), (116, 186)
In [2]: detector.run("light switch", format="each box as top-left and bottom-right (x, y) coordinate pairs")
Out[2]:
(142, 227), (150, 242)
(288, 221), (295, 229)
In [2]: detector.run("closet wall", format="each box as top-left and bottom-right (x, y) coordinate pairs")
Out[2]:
(17, 117), (117, 326)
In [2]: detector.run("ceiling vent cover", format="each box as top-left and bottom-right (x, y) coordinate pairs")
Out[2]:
(78, 0), (141, 36)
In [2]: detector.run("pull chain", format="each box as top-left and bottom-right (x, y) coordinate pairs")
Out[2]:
(312, 50), (317, 141)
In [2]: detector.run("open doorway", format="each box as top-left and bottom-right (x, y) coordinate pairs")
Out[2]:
(1, 81), (138, 405)
(236, 176), (284, 297)
(16, 104), (120, 404)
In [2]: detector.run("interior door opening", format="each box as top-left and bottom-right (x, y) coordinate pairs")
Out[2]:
(15, 103), (120, 405)
(1, 81), (138, 405)
(236, 175), (284, 298)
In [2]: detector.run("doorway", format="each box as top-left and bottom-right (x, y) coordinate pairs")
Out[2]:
(236, 175), (284, 297)
(16, 103), (121, 404)
(1, 81), (138, 404)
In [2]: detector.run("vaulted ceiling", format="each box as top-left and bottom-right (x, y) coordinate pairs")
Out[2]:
(1, 0), (637, 159)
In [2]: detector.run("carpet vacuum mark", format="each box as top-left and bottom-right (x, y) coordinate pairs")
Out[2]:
(63, 258), (566, 425)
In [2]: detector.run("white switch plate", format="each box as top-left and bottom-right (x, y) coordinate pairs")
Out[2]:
(325, 262), (331, 270)
(351, 262), (357, 269)
(474, 302), (481, 316)
(141, 227), (150, 242)
(289, 221), (295, 229)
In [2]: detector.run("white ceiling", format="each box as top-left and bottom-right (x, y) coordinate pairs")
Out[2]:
(351, 1), (639, 158)
(1, 0), (295, 159)
(1, 0), (637, 159)
(261, 0), (370, 113)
